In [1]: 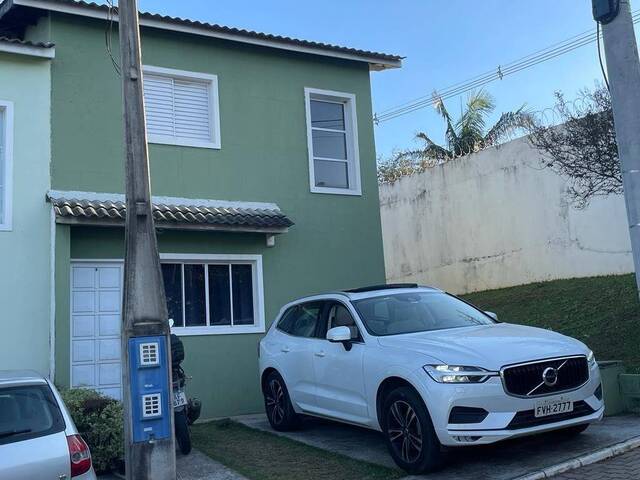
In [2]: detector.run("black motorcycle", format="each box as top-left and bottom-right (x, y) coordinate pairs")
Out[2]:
(170, 333), (201, 455)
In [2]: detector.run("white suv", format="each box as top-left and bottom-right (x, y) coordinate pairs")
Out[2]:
(259, 284), (603, 474)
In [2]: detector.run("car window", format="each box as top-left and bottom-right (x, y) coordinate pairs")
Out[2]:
(352, 292), (495, 336)
(326, 303), (362, 341)
(0, 384), (65, 446)
(277, 302), (324, 338)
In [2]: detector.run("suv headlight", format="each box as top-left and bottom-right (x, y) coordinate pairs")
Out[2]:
(423, 365), (497, 384)
(587, 350), (596, 367)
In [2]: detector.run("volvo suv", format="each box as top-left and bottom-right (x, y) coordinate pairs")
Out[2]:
(258, 284), (603, 474)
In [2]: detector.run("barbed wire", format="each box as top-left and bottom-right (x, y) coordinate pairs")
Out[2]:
(377, 89), (609, 185)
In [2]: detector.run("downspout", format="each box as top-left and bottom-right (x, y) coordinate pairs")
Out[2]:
(49, 205), (56, 381)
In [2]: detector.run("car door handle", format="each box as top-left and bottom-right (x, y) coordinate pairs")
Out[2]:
(281, 347), (291, 353)
(314, 351), (326, 358)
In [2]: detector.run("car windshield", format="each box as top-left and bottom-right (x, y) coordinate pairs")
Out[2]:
(352, 292), (495, 336)
(0, 384), (65, 445)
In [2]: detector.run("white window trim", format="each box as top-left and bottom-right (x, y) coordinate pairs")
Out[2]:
(159, 253), (265, 336)
(304, 87), (361, 196)
(143, 65), (221, 150)
(0, 100), (14, 231)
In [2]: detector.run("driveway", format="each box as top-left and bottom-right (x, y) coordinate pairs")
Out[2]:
(236, 414), (640, 479)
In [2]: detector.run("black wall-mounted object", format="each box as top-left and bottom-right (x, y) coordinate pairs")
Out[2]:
(593, 0), (621, 24)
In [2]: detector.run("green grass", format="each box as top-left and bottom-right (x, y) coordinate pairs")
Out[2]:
(462, 274), (640, 372)
(191, 420), (402, 480)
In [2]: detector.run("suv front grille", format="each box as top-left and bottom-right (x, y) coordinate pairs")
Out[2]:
(502, 356), (589, 397)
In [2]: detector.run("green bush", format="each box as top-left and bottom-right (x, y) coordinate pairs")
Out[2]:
(61, 388), (124, 473)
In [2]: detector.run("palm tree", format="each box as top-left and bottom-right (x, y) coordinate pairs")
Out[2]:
(401, 90), (533, 162)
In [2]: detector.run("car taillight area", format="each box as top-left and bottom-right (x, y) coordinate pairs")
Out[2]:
(502, 356), (589, 397)
(67, 434), (92, 477)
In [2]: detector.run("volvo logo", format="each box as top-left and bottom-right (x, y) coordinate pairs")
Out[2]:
(542, 367), (559, 387)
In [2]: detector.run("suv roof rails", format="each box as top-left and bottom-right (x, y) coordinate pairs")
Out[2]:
(343, 283), (419, 293)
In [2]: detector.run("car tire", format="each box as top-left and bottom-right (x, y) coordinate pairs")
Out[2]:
(263, 371), (300, 431)
(559, 423), (590, 436)
(383, 386), (443, 474)
(175, 409), (192, 455)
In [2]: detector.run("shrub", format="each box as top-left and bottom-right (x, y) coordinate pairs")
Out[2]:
(61, 388), (124, 473)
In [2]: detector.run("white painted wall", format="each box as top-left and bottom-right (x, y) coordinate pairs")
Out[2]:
(0, 52), (52, 374)
(380, 136), (633, 294)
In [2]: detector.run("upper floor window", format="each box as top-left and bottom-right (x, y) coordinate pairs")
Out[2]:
(143, 66), (221, 149)
(160, 254), (264, 335)
(0, 101), (13, 231)
(304, 88), (361, 196)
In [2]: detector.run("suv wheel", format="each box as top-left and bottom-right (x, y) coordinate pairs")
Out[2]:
(383, 386), (443, 474)
(263, 371), (300, 431)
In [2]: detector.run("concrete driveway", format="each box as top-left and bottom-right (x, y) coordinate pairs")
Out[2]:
(236, 414), (640, 479)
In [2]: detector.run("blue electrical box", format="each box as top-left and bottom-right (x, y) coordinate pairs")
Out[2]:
(128, 336), (171, 442)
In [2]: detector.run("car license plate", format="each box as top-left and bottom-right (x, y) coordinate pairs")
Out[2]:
(173, 391), (188, 408)
(534, 397), (573, 418)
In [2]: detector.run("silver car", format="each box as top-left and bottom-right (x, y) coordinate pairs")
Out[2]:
(0, 370), (97, 480)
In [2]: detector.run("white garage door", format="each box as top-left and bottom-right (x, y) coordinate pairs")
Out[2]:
(71, 263), (123, 400)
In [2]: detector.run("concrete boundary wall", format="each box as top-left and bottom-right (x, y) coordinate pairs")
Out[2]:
(379, 136), (634, 294)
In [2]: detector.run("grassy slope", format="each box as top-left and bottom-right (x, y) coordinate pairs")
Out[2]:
(462, 274), (640, 372)
(191, 420), (402, 480)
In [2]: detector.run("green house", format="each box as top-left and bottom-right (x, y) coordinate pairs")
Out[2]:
(0, 0), (401, 419)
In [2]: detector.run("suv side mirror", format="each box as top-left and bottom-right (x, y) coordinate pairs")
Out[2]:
(326, 326), (353, 351)
(485, 311), (498, 321)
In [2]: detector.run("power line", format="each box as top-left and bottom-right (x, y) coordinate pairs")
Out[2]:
(375, 12), (640, 124)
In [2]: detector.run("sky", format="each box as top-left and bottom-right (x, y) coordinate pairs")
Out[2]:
(115, 1), (618, 159)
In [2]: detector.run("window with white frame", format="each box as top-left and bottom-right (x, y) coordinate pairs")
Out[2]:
(0, 101), (13, 231)
(143, 66), (221, 149)
(160, 255), (264, 335)
(305, 88), (361, 195)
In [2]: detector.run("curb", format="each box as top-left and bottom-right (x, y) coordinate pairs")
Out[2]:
(513, 435), (640, 479)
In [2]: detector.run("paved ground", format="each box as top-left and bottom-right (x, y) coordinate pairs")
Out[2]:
(98, 449), (247, 480)
(552, 448), (640, 479)
(236, 414), (640, 479)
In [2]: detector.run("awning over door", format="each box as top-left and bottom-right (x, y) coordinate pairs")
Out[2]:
(47, 190), (294, 234)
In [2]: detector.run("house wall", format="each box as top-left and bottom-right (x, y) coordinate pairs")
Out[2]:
(42, 14), (386, 417)
(0, 52), (51, 374)
(380, 136), (633, 294)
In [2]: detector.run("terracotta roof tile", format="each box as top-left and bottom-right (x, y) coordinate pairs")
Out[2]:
(48, 195), (294, 233)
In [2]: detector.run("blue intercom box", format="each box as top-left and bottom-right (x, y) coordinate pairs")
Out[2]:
(128, 335), (171, 442)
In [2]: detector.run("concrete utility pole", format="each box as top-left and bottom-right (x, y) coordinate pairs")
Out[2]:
(117, 0), (177, 478)
(596, 0), (640, 297)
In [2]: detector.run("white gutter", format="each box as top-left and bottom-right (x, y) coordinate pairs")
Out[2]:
(9, 0), (400, 70)
(0, 40), (55, 59)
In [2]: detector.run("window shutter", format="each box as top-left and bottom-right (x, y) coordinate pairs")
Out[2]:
(144, 75), (175, 137)
(174, 80), (211, 141)
(143, 74), (212, 142)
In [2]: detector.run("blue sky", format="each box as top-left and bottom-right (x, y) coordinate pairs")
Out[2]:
(126, 1), (615, 158)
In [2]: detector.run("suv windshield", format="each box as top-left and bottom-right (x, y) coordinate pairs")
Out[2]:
(352, 292), (495, 336)
(0, 384), (65, 445)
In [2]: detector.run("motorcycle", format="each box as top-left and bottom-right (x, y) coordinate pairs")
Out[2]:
(170, 327), (201, 455)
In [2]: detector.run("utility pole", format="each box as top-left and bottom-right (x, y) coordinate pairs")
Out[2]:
(594, 0), (640, 297)
(118, 0), (177, 478)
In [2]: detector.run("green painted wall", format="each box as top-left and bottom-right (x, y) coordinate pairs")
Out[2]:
(42, 13), (386, 417)
(0, 52), (51, 375)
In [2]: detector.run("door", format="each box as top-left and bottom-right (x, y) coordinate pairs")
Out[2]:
(269, 301), (324, 411)
(312, 301), (369, 423)
(70, 263), (123, 399)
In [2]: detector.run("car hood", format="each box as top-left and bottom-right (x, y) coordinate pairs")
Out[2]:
(376, 323), (588, 370)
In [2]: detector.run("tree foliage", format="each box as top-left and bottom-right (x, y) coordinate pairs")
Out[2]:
(378, 90), (533, 184)
(528, 86), (620, 208)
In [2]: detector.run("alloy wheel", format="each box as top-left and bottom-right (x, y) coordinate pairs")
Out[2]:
(266, 379), (286, 425)
(387, 400), (423, 464)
